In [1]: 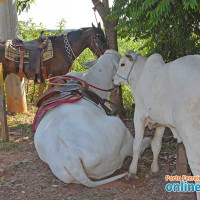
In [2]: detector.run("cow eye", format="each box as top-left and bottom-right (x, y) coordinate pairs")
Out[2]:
(121, 63), (125, 67)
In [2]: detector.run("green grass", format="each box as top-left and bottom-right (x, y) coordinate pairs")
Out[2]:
(76, 193), (90, 200)
(165, 143), (176, 150)
(0, 105), (35, 151)
(0, 138), (20, 151)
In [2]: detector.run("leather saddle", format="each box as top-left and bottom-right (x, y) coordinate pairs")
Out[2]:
(33, 77), (118, 130)
(9, 34), (48, 83)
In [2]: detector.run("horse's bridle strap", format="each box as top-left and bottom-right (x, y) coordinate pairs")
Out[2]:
(90, 34), (107, 57)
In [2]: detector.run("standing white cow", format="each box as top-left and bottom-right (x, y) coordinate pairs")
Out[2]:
(114, 50), (200, 198)
(34, 50), (150, 187)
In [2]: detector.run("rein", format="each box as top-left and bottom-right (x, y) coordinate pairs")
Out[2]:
(115, 53), (139, 84)
(90, 34), (107, 57)
(49, 75), (117, 92)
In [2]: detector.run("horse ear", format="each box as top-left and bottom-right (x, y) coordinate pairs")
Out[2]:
(92, 23), (96, 29)
(98, 22), (101, 29)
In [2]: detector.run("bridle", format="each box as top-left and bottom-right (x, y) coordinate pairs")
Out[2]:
(90, 33), (107, 57)
(49, 75), (117, 92)
(63, 29), (108, 64)
(115, 53), (139, 84)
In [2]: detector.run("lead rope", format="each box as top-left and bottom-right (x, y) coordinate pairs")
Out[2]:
(92, 1), (101, 25)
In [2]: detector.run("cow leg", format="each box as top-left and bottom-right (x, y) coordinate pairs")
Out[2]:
(127, 111), (145, 178)
(151, 127), (165, 173)
(187, 157), (200, 200)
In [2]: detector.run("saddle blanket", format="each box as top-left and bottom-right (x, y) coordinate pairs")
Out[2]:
(5, 39), (53, 63)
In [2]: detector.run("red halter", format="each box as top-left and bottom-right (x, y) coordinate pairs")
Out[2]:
(90, 35), (107, 57)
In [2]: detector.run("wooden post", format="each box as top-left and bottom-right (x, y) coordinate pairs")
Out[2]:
(5, 75), (27, 113)
(0, 0), (27, 113)
(176, 143), (189, 175)
(0, 63), (9, 141)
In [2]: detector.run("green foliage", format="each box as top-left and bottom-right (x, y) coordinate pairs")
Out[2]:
(109, 0), (200, 61)
(16, 0), (35, 15)
(55, 18), (67, 36)
(72, 48), (96, 72)
(0, 139), (20, 151)
(18, 18), (58, 41)
(18, 18), (46, 40)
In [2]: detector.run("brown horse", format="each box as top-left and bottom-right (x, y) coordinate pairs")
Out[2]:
(44, 23), (108, 77)
(0, 23), (108, 82)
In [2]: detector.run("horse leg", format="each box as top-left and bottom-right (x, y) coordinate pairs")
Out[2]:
(39, 82), (46, 96)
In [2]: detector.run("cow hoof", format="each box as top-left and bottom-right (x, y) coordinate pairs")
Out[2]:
(151, 162), (159, 173)
(125, 173), (134, 181)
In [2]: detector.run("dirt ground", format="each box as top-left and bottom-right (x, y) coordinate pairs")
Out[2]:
(0, 109), (196, 200)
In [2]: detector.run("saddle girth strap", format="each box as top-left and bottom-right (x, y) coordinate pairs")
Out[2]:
(19, 51), (24, 81)
(40, 52), (47, 80)
(79, 87), (118, 116)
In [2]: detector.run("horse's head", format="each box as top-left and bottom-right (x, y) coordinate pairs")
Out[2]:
(11, 32), (47, 82)
(91, 23), (108, 57)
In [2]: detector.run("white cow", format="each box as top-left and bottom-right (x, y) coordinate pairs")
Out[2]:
(114, 50), (200, 198)
(34, 50), (151, 187)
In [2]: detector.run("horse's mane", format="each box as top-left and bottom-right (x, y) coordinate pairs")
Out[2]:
(48, 27), (92, 41)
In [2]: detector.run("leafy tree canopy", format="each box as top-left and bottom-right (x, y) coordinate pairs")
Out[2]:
(108, 0), (200, 61)
(16, 0), (35, 15)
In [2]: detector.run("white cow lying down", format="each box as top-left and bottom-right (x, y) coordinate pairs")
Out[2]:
(114, 50), (200, 198)
(34, 50), (150, 187)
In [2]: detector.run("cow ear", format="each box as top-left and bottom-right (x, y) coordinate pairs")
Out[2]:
(126, 54), (133, 62)
(84, 59), (98, 68)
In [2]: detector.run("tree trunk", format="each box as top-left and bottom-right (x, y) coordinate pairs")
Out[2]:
(0, 0), (27, 113)
(91, 0), (124, 117)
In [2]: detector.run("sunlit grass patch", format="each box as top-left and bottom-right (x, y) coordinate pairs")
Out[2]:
(0, 137), (20, 151)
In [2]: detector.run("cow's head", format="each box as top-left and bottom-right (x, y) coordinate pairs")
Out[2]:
(11, 32), (47, 82)
(114, 50), (141, 86)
